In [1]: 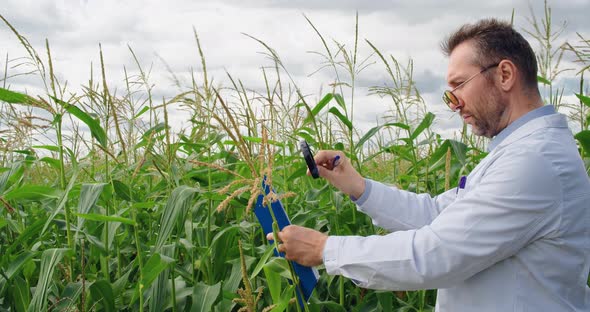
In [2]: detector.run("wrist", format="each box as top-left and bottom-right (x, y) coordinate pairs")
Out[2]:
(350, 177), (366, 199)
(317, 234), (328, 265)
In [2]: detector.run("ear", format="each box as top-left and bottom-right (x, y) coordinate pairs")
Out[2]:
(497, 59), (517, 91)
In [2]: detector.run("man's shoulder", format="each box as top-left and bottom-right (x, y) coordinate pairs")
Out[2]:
(483, 142), (561, 193)
(496, 117), (575, 162)
(502, 113), (569, 143)
(487, 125), (588, 197)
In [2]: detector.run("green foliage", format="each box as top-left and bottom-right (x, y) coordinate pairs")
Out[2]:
(141, 253), (176, 290)
(28, 248), (69, 312)
(52, 96), (108, 148)
(155, 185), (199, 251)
(76, 183), (107, 230)
(0, 3), (588, 312)
(576, 93), (590, 108)
(575, 130), (590, 156)
(89, 280), (116, 312)
(192, 282), (221, 312)
(3, 185), (61, 200)
(0, 87), (37, 105)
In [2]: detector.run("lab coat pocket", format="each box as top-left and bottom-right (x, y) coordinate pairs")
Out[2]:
(454, 176), (467, 201)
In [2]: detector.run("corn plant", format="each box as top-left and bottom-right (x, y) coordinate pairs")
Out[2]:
(0, 2), (587, 312)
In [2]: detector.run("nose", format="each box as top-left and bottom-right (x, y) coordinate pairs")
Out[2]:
(449, 98), (463, 112)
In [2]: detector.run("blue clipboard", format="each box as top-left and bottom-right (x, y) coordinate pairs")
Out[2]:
(253, 178), (319, 308)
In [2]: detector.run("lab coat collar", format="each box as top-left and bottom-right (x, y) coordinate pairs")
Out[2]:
(488, 105), (556, 151)
(492, 112), (568, 152)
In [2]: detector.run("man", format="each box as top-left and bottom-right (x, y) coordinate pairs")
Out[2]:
(268, 19), (590, 311)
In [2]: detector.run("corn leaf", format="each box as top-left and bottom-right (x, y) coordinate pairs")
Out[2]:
(39, 157), (60, 170)
(4, 185), (61, 201)
(355, 122), (410, 152)
(328, 107), (352, 131)
(537, 75), (552, 85)
(150, 244), (175, 312)
(133, 105), (150, 119)
(191, 282), (221, 312)
(28, 248), (69, 312)
(304, 93), (334, 123)
(143, 122), (167, 139)
(3, 219), (44, 262)
(5, 251), (37, 280)
(333, 93), (346, 109)
(376, 291), (394, 312)
(76, 183), (107, 231)
(575, 93), (590, 108)
(575, 130), (590, 155)
(242, 136), (285, 147)
(112, 269), (132, 300)
(263, 257), (292, 280)
(410, 112), (435, 140)
(52, 96), (108, 147)
(0, 88), (36, 104)
(32, 145), (60, 152)
(0, 162), (22, 194)
(76, 213), (136, 226)
(450, 139), (468, 165)
(155, 185), (199, 251)
(263, 265), (282, 304)
(383, 144), (414, 162)
(249, 245), (275, 280)
(312, 300), (346, 312)
(42, 169), (79, 235)
(208, 225), (240, 278)
(141, 253), (175, 290)
(222, 259), (243, 294)
(12, 276), (29, 312)
(272, 286), (295, 312)
(89, 280), (116, 312)
(112, 179), (133, 201)
(53, 282), (84, 312)
(296, 131), (316, 146)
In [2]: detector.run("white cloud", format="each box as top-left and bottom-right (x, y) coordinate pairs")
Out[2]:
(1, 0), (589, 146)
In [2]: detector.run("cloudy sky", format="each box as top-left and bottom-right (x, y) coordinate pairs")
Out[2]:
(1, 0), (589, 141)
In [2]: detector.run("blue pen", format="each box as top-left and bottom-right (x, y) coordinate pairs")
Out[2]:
(457, 175), (467, 193)
(332, 155), (341, 168)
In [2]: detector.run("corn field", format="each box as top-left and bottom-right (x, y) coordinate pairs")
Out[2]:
(0, 3), (589, 312)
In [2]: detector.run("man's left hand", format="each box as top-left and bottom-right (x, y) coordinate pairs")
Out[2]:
(266, 225), (328, 267)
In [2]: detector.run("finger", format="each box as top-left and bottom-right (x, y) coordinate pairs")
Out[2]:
(282, 224), (293, 232)
(276, 230), (285, 241)
(320, 152), (346, 171)
(277, 243), (286, 253)
(267, 231), (283, 242)
(314, 150), (342, 168)
(317, 164), (337, 180)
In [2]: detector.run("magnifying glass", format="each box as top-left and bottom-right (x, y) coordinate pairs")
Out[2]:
(299, 140), (319, 179)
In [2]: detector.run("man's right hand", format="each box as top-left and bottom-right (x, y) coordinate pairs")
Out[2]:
(310, 150), (366, 199)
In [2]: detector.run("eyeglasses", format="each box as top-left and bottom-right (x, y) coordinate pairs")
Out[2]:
(442, 63), (499, 110)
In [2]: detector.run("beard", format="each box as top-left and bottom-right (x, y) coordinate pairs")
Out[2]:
(468, 87), (507, 138)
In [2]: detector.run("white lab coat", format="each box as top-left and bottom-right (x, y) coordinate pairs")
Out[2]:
(323, 113), (590, 311)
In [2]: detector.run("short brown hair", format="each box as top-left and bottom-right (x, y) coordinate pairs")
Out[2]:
(441, 18), (538, 90)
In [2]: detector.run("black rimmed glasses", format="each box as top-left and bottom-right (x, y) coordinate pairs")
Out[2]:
(442, 63), (499, 111)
